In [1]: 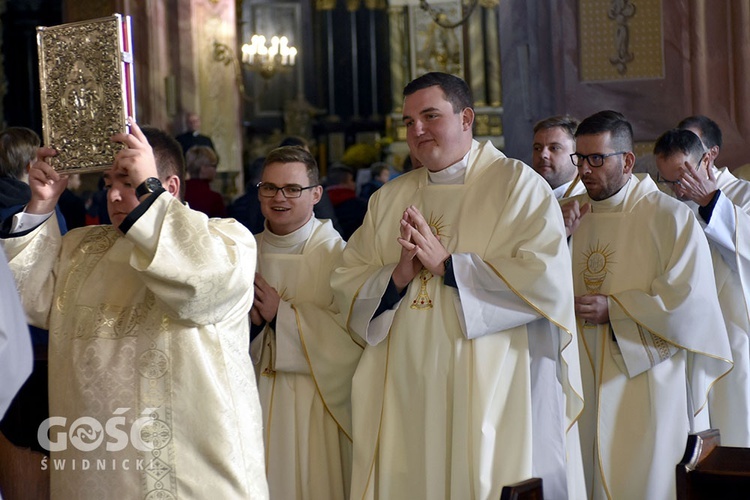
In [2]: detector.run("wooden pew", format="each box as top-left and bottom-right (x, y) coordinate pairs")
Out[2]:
(676, 428), (750, 499)
(500, 477), (544, 500)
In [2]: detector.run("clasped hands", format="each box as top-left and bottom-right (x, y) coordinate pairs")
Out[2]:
(574, 293), (609, 325)
(251, 273), (281, 326)
(392, 205), (450, 292)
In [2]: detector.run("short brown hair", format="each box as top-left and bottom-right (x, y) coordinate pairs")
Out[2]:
(533, 115), (579, 138)
(141, 127), (187, 200)
(0, 127), (40, 179)
(263, 146), (319, 185)
(404, 72), (473, 114)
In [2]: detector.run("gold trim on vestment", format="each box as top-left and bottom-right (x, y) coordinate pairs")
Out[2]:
(264, 363), (278, 475)
(484, 260), (585, 431)
(609, 295), (733, 416)
(295, 304), (355, 442)
(360, 332), (392, 500)
(595, 336), (615, 500)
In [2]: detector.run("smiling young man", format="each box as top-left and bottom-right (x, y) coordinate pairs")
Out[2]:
(332, 72), (585, 499)
(0, 122), (268, 500)
(562, 111), (732, 499)
(532, 115), (585, 199)
(654, 128), (750, 448)
(250, 146), (362, 500)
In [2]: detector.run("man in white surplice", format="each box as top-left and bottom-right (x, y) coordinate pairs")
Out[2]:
(532, 115), (586, 199)
(249, 146), (362, 499)
(332, 72), (585, 500)
(0, 245), (32, 419)
(0, 123), (268, 500)
(562, 110), (733, 499)
(654, 126), (750, 447)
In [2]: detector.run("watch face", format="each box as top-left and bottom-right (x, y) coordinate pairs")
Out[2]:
(145, 177), (161, 191)
(137, 177), (162, 198)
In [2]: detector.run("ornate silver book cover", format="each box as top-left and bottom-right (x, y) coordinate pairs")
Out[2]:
(37, 14), (135, 173)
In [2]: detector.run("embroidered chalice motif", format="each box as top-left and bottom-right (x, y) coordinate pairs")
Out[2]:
(409, 212), (448, 310)
(411, 269), (434, 310)
(581, 240), (615, 294)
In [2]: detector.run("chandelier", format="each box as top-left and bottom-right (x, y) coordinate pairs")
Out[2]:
(241, 35), (297, 80)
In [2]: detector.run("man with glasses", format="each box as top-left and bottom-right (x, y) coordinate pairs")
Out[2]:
(532, 115), (586, 199)
(250, 146), (362, 500)
(333, 72), (585, 500)
(562, 110), (732, 499)
(654, 127), (750, 447)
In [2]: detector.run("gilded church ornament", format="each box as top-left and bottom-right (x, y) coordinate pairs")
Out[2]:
(315, 0), (337, 10)
(420, 0), (478, 29)
(580, 241), (616, 294)
(364, 0), (387, 9)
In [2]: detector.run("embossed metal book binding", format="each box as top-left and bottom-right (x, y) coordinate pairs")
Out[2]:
(37, 14), (135, 173)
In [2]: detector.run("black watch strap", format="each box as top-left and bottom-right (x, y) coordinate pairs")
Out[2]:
(135, 177), (162, 199)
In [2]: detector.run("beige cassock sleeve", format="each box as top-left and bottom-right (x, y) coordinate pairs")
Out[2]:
(1, 212), (63, 330)
(295, 303), (363, 438)
(124, 193), (257, 325)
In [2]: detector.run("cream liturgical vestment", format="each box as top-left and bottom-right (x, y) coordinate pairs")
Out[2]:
(677, 167), (750, 447)
(704, 168), (750, 447)
(568, 175), (732, 500)
(332, 140), (585, 500)
(250, 218), (362, 500)
(1, 194), (269, 500)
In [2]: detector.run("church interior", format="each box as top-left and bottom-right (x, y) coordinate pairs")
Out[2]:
(3, 0), (750, 200)
(4, 1), (750, 499)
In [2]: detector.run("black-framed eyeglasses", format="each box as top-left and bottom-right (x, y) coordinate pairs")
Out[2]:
(256, 182), (318, 198)
(655, 172), (681, 185)
(656, 152), (706, 185)
(570, 151), (627, 168)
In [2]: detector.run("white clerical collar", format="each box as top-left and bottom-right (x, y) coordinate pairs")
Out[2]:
(589, 176), (632, 213)
(427, 150), (470, 185)
(263, 215), (315, 250)
(553, 181), (573, 199)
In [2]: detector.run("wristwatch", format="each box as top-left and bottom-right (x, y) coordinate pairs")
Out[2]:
(135, 177), (162, 199)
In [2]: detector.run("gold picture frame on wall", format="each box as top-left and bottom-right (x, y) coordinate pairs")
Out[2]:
(37, 14), (136, 173)
(409, 1), (464, 78)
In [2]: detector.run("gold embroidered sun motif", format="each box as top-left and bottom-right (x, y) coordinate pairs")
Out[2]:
(427, 212), (448, 239)
(580, 241), (616, 294)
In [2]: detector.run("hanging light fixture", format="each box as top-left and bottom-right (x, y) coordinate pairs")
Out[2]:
(240, 35), (297, 80)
